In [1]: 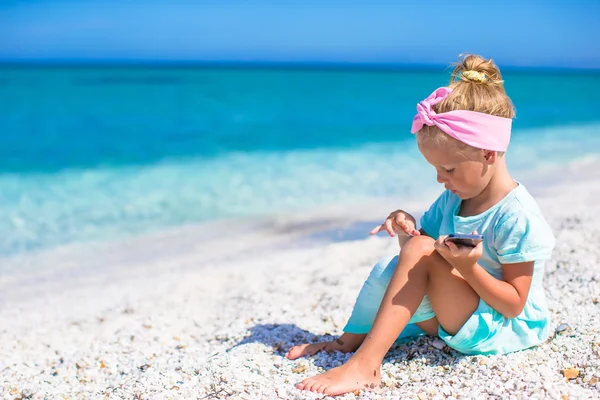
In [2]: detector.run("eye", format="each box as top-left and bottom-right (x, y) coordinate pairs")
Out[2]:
(445, 168), (455, 174)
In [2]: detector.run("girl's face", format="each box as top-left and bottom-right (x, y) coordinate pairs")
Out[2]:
(418, 141), (492, 200)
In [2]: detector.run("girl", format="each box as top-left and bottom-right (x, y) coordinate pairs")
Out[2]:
(285, 54), (556, 396)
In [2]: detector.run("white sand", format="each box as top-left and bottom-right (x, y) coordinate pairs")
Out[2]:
(1, 165), (600, 399)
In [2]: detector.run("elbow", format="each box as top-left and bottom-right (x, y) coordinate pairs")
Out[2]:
(502, 304), (525, 319)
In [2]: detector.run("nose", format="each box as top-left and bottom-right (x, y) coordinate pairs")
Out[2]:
(436, 172), (447, 184)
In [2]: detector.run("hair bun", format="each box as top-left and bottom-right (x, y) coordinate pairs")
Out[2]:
(451, 54), (504, 85)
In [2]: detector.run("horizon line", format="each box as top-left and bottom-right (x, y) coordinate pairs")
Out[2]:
(1, 59), (599, 74)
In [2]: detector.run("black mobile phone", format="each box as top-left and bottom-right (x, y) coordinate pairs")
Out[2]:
(445, 233), (483, 248)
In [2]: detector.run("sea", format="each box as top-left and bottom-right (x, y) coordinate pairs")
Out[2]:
(1, 65), (600, 259)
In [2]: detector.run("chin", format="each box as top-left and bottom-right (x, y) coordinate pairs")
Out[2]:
(455, 191), (473, 200)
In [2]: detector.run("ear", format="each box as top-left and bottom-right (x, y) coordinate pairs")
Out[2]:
(482, 150), (497, 165)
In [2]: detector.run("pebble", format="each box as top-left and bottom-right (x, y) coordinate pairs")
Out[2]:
(561, 368), (580, 380)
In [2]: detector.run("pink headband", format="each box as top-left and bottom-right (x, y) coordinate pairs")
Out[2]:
(410, 87), (512, 152)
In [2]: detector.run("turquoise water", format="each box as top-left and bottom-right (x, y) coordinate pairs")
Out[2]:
(1, 66), (600, 256)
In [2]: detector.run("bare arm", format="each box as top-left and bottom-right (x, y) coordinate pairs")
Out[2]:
(459, 261), (533, 319)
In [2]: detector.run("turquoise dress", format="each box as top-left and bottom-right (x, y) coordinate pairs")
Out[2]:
(344, 184), (556, 355)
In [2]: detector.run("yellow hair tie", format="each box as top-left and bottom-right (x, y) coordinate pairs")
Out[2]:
(462, 70), (488, 82)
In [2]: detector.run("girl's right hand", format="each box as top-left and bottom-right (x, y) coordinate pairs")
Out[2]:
(369, 210), (421, 237)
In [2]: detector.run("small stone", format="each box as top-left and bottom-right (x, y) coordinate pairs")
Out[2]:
(292, 364), (307, 373)
(556, 323), (570, 334)
(418, 393), (428, 400)
(561, 395), (568, 400)
(561, 368), (579, 380)
(589, 377), (598, 385)
(479, 359), (487, 366)
(432, 339), (446, 350)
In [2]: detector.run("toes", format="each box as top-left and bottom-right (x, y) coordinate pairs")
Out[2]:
(307, 380), (319, 392)
(295, 379), (307, 390)
(315, 382), (328, 394)
(297, 377), (314, 391)
(287, 343), (326, 359)
(306, 379), (321, 392)
(286, 344), (307, 360)
(285, 346), (300, 359)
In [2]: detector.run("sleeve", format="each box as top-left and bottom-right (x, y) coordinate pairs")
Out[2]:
(419, 190), (450, 238)
(493, 209), (556, 264)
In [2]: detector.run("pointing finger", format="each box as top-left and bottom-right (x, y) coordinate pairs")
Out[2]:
(370, 224), (384, 235)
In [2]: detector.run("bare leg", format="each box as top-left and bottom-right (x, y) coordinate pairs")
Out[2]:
(286, 319), (437, 360)
(416, 317), (439, 336)
(285, 332), (366, 360)
(296, 236), (480, 395)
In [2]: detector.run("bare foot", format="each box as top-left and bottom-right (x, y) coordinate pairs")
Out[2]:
(296, 360), (381, 396)
(285, 333), (365, 360)
(285, 342), (329, 360)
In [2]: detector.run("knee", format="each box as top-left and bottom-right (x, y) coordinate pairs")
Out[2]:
(400, 235), (436, 257)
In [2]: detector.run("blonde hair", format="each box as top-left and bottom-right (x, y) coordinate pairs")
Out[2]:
(416, 54), (516, 155)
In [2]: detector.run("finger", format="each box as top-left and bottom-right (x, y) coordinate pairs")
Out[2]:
(384, 219), (395, 237)
(370, 224), (384, 235)
(394, 213), (406, 224)
(472, 230), (479, 235)
(445, 240), (459, 256)
(399, 221), (410, 233)
(411, 229), (421, 236)
(434, 236), (446, 251)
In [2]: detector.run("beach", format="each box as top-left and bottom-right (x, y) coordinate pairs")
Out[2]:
(1, 161), (599, 400)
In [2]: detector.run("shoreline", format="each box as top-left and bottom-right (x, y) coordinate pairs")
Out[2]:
(1, 154), (599, 294)
(0, 156), (598, 305)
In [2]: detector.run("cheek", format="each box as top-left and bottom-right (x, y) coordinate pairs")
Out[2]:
(454, 168), (481, 188)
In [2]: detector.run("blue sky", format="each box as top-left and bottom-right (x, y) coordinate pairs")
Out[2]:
(1, 0), (599, 68)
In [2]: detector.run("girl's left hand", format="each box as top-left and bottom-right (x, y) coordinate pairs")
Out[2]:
(434, 232), (483, 273)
